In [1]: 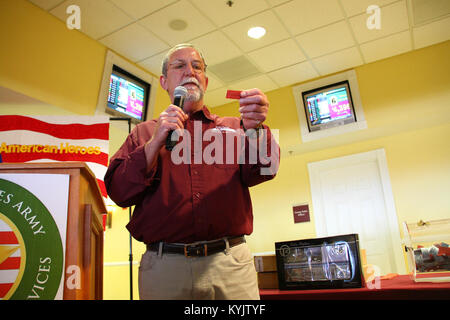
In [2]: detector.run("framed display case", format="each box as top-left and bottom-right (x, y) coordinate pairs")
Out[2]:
(275, 234), (364, 290)
(403, 219), (450, 283)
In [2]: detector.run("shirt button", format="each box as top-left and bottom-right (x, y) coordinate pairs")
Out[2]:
(194, 192), (201, 199)
(193, 170), (198, 175)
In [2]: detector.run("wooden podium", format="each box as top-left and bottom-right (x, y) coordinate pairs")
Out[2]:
(0, 162), (106, 300)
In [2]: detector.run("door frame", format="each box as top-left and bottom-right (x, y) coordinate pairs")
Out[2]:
(308, 148), (406, 274)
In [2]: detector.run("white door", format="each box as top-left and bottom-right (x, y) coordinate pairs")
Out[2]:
(308, 149), (405, 275)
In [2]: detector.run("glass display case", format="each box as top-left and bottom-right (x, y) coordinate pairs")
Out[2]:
(403, 219), (450, 282)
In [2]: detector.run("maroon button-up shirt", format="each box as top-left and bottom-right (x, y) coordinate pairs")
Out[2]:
(104, 106), (279, 244)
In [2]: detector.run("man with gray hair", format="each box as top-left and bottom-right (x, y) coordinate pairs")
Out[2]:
(105, 43), (279, 300)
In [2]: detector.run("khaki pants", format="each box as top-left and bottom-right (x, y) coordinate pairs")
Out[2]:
(138, 242), (260, 300)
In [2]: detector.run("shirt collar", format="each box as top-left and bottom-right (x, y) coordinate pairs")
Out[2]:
(190, 105), (216, 122)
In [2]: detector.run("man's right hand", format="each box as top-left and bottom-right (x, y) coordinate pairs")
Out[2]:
(151, 104), (189, 148)
(144, 105), (188, 171)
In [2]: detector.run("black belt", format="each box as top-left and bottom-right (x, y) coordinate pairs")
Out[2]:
(146, 236), (245, 257)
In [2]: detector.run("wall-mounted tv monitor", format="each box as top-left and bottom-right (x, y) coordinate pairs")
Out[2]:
(106, 65), (150, 123)
(302, 80), (356, 132)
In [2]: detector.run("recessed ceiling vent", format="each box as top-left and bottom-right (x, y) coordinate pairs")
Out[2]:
(410, 0), (450, 26)
(208, 55), (261, 84)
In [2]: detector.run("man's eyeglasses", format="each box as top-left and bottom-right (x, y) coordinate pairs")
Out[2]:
(169, 61), (207, 74)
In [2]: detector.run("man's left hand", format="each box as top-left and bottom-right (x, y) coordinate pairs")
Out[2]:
(239, 88), (269, 130)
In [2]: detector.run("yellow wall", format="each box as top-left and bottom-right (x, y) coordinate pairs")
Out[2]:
(0, 0), (104, 115)
(1, 0), (449, 299)
(212, 42), (450, 253)
(0, 0), (151, 300)
(246, 122), (450, 252)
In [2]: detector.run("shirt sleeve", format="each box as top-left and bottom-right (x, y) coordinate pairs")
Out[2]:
(239, 124), (280, 187)
(104, 127), (159, 208)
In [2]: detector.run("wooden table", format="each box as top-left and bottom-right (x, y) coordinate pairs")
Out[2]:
(260, 275), (450, 300)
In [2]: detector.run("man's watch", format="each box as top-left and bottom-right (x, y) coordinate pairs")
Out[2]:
(240, 119), (264, 138)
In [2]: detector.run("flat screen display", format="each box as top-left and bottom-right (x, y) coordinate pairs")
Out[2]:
(302, 81), (356, 132)
(106, 65), (150, 122)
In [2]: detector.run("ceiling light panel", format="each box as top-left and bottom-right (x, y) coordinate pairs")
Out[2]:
(222, 11), (290, 52)
(248, 26), (266, 39)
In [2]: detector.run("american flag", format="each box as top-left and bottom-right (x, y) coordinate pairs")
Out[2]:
(0, 218), (22, 300)
(0, 115), (109, 197)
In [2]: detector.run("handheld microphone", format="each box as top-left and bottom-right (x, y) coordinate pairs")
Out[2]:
(166, 86), (188, 151)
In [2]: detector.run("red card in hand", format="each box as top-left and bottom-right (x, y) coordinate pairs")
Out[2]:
(226, 90), (242, 99)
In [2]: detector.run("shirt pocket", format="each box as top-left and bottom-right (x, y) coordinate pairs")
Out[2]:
(212, 161), (239, 171)
(204, 128), (244, 171)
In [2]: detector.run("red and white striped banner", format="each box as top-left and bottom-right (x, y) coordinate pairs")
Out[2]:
(0, 115), (109, 197)
(0, 223), (21, 300)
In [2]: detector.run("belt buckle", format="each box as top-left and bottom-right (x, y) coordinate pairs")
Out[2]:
(184, 243), (208, 257)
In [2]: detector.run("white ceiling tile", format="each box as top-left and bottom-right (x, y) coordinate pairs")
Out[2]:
(205, 72), (226, 91)
(49, 0), (134, 39)
(296, 21), (355, 58)
(247, 39), (306, 72)
(312, 47), (363, 75)
(138, 51), (168, 77)
(230, 74), (279, 93)
(360, 30), (412, 63)
(221, 11), (290, 52)
(191, 0), (268, 27)
(349, 0), (409, 44)
(268, 61), (319, 87)
(100, 23), (169, 62)
(139, 0), (216, 46)
(189, 31), (242, 65)
(274, 0), (344, 35)
(340, 0), (398, 17)
(266, 0), (291, 7)
(109, 0), (177, 20)
(30, 0), (447, 93)
(413, 16), (450, 49)
(28, 0), (65, 11)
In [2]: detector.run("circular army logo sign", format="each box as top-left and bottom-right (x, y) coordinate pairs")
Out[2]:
(0, 178), (63, 300)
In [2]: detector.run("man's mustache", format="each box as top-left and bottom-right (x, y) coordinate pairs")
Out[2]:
(180, 77), (201, 88)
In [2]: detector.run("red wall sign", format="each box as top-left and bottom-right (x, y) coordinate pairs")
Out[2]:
(293, 204), (310, 223)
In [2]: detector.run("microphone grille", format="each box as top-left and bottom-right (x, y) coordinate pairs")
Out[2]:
(174, 86), (188, 97)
